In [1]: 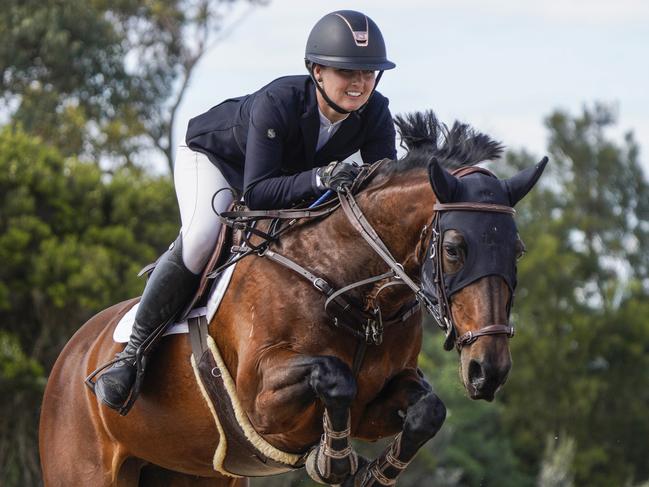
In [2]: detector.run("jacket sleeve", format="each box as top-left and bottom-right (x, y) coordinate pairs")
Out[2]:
(360, 97), (397, 164)
(242, 91), (321, 210)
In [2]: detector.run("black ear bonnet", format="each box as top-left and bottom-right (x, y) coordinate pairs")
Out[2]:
(421, 170), (519, 304)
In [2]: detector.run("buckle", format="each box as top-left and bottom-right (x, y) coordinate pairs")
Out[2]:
(313, 278), (331, 294)
(429, 228), (439, 259)
(363, 308), (383, 345)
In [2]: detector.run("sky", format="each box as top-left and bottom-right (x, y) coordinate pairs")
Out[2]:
(172, 0), (649, 173)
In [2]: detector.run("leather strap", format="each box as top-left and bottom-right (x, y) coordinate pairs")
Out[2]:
(261, 247), (418, 345)
(434, 202), (516, 215)
(456, 324), (515, 348)
(339, 190), (429, 302)
(221, 205), (339, 221)
(263, 249), (333, 295)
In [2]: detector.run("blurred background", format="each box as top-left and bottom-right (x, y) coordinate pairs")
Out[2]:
(1, 1), (647, 486)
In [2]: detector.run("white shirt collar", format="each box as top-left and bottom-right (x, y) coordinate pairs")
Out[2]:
(318, 107), (348, 128)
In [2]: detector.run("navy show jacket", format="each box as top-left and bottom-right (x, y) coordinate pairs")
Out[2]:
(185, 75), (397, 210)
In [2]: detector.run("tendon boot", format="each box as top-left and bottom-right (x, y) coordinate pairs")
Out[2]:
(95, 237), (200, 411)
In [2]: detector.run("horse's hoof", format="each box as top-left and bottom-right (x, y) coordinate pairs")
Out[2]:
(339, 457), (370, 487)
(306, 445), (362, 486)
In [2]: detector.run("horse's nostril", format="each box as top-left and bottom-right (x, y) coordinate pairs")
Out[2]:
(468, 360), (484, 388)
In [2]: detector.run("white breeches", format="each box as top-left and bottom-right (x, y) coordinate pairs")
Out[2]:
(173, 146), (234, 274)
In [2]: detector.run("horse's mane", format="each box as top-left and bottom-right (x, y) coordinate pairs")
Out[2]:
(388, 110), (504, 172)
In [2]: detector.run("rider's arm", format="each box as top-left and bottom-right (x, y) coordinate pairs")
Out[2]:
(242, 91), (321, 210)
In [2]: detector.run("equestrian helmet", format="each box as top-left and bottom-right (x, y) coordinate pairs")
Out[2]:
(305, 10), (396, 71)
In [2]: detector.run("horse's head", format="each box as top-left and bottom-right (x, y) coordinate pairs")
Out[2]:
(420, 157), (547, 401)
(393, 111), (547, 400)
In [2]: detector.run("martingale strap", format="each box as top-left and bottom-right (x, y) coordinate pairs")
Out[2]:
(260, 248), (419, 345)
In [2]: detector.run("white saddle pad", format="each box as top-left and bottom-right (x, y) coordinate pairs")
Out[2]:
(113, 262), (237, 343)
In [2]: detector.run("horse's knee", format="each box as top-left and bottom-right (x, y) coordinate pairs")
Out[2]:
(404, 392), (446, 444)
(309, 356), (357, 409)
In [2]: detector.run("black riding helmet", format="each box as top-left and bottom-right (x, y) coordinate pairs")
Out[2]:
(305, 10), (395, 114)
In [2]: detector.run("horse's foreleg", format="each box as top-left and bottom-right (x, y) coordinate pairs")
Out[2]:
(304, 355), (359, 485)
(347, 369), (446, 486)
(246, 353), (358, 485)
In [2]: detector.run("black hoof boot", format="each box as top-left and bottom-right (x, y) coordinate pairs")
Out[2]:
(95, 359), (137, 410)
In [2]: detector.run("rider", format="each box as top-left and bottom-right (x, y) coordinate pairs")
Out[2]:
(94, 10), (397, 411)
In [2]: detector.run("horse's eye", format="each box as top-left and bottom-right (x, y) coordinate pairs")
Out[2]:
(444, 244), (460, 260)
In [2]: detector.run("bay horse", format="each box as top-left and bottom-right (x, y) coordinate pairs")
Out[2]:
(39, 111), (547, 486)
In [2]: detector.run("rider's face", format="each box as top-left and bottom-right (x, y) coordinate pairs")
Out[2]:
(314, 65), (376, 120)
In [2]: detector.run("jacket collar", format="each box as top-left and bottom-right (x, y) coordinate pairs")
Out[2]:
(300, 79), (319, 164)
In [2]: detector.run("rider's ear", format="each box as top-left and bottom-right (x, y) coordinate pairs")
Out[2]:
(428, 157), (459, 203)
(502, 156), (548, 206)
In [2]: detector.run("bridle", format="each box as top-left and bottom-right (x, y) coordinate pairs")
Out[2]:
(425, 166), (516, 351)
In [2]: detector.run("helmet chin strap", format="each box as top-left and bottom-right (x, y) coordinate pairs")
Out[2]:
(306, 61), (384, 116)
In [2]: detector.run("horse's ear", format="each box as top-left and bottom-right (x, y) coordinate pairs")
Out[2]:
(502, 156), (549, 206)
(428, 157), (459, 203)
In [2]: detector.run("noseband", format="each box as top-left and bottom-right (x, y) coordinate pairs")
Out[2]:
(427, 167), (516, 351)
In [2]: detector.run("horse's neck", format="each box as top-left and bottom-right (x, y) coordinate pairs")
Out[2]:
(356, 172), (435, 267)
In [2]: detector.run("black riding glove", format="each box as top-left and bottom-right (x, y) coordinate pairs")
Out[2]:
(316, 161), (362, 192)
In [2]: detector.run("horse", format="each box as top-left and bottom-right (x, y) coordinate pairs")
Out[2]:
(39, 111), (547, 486)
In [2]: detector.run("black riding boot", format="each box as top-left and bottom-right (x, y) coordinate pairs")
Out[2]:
(95, 237), (200, 411)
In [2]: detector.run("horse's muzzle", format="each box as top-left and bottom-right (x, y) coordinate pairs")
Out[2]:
(467, 358), (510, 402)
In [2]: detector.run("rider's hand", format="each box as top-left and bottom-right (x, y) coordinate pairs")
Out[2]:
(316, 161), (362, 192)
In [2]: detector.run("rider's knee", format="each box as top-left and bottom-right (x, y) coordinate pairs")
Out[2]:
(180, 229), (219, 273)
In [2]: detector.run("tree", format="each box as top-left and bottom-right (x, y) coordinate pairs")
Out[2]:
(500, 104), (649, 486)
(0, 0), (266, 172)
(0, 126), (178, 484)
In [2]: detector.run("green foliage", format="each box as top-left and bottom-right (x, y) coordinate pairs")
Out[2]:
(0, 0), (266, 170)
(499, 104), (649, 487)
(0, 127), (177, 483)
(0, 331), (45, 487)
